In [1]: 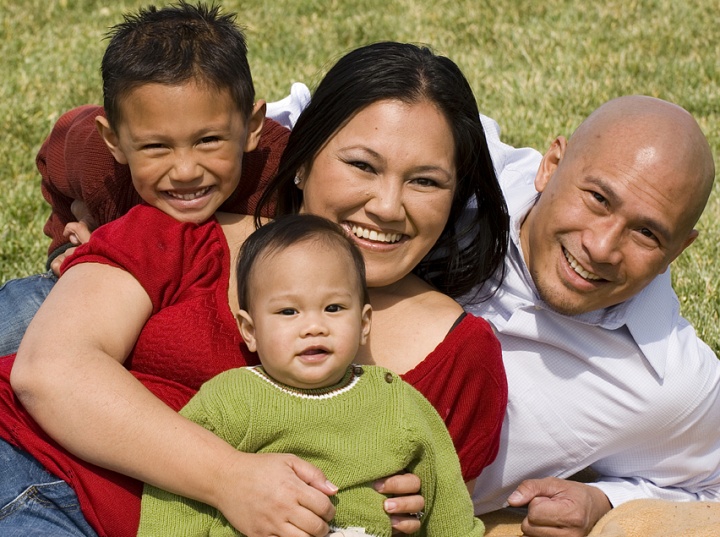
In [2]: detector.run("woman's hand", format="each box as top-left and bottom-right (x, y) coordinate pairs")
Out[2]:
(215, 452), (337, 537)
(374, 473), (425, 535)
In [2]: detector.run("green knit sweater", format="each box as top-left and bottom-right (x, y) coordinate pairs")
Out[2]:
(137, 365), (484, 536)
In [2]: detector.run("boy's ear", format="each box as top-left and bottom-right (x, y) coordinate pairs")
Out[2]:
(359, 304), (372, 346)
(236, 310), (257, 352)
(95, 116), (128, 165)
(534, 136), (567, 193)
(243, 100), (266, 153)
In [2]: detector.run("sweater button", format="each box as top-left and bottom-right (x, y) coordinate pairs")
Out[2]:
(353, 366), (364, 376)
(384, 372), (393, 383)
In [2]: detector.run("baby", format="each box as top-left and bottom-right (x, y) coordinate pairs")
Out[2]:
(137, 214), (484, 536)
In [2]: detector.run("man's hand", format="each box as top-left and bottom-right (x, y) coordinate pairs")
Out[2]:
(507, 477), (612, 537)
(374, 473), (425, 535)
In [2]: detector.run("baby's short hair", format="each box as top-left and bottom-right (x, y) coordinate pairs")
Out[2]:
(237, 214), (369, 311)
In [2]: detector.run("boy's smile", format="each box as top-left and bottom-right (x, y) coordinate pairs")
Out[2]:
(97, 81), (263, 224)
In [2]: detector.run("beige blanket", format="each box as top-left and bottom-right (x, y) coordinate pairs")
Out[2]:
(482, 500), (720, 537)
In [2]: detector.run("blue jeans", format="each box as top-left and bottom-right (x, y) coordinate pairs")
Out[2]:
(0, 272), (56, 356)
(0, 438), (97, 536)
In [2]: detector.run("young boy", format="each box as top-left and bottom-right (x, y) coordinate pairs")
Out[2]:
(137, 214), (485, 537)
(0, 1), (288, 355)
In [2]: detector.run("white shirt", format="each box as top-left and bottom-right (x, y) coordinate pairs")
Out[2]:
(267, 85), (720, 512)
(466, 126), (720, 512)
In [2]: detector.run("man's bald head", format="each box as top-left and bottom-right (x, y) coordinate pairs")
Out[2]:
(567, 95), (714, 232)
(521, 96), (715, 315)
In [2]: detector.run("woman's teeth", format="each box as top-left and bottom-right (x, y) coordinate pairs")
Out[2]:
(351, 224), (401, 244)
(564, 249), (601, 281)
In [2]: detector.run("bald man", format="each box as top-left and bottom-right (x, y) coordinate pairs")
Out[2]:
(466, 96), (719, 536)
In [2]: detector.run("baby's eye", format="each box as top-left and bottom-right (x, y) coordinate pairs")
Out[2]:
(325, 304), (344, 313)
(278, 308), (297, 316)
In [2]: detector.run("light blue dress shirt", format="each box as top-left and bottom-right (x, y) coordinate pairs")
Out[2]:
(467, 119), (720, 512)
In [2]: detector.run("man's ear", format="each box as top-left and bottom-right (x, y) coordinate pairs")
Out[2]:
(95, 116), (128, 165)
(236, 310), (257, 352)
(243, 100), (266, 153)
(535, 136), (567, 193)
(667, 229), (699, 268)
(359, 304), (372, 346)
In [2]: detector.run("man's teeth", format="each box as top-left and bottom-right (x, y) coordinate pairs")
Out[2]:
(166, 187), (211, 201)
(351, 224), (401, 244)
(564, 249), (601, 281)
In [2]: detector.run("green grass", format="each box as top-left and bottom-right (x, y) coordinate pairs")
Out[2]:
(2, 0), (719, 353)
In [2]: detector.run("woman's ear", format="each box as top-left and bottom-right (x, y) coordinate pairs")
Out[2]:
(243, 100), (266, 153)
(95, 116), (128, 165)
(534, 136), (567, 193)
(236, 310), (257, 352)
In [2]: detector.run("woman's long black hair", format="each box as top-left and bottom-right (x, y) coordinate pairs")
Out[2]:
(256, 41), (508, 299)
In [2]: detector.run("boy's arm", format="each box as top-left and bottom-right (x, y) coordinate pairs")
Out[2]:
(38, 105), (136, 266)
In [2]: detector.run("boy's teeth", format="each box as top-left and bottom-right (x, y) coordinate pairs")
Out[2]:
(351, 225), (401, 244)
(167, 187), (210, 200)
(564, 249), (601, 281)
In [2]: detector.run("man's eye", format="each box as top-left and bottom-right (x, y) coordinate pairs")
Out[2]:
(639, 228), (658, 241)
(592, 192), (607, 204)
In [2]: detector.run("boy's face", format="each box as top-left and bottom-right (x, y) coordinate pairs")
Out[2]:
(237, 241), (371, 390)
(97, 81), (264, 224)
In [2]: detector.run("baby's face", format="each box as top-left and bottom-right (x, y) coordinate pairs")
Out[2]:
(238, 241), (371, 390)
(104, 80), (259, 224)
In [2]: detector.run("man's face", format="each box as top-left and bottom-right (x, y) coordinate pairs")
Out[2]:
(520, 135), (698, 316)
(98, 81), (263, 224)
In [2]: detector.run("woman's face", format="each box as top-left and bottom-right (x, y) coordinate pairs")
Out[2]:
(299, 99), (457, 288)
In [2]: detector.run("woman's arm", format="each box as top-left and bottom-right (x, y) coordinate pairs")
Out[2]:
(11, 263), (336, 537)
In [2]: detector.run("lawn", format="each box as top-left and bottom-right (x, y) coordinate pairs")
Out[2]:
(1, 0), (718, 353)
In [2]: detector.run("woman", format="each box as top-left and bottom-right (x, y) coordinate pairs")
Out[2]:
(2, 42), (508, 536)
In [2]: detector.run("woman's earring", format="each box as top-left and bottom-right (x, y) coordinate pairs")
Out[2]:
(293, 175), (301, 186)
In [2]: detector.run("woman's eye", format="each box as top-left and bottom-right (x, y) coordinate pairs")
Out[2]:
(349, 161), (373, 173)
(412, 177), (439, 187)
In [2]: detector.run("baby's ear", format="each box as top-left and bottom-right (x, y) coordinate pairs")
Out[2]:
(359, 304), (372, 346)
(95, 116), (128, 165)
(236, 310), (257, 352)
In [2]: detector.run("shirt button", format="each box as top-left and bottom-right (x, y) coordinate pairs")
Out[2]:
(384, 372), (393, 383)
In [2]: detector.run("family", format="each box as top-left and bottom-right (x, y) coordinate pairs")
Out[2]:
(0, 2), (718, 537)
